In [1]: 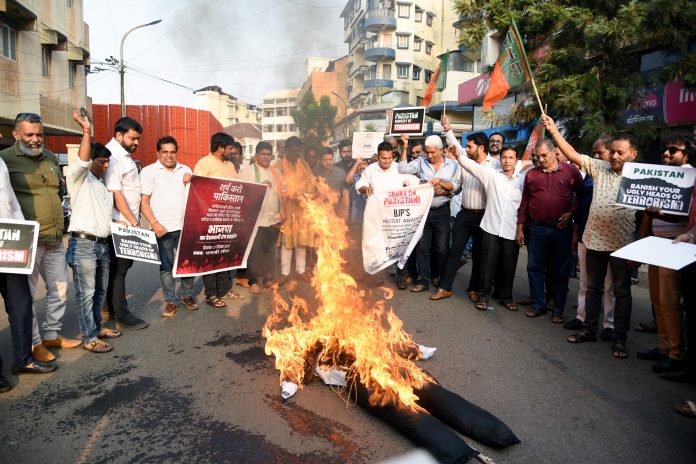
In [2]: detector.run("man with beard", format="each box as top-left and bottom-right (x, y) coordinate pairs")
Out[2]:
(304, 146), (319, 170)
(313, 147), (349, 220)
(1, 113), (81, 362)
(336, 139), (354, 172)
(488, 132), (505, 160)
(227, 141), (244, 174)
(104, 116), (149, 330)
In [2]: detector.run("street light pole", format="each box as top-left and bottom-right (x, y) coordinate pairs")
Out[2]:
(120, 19), (162, 117)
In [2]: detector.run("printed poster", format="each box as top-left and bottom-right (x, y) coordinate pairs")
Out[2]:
(616, 162), (695, 216)
(362, 184), (434, 274)
(389, 106), (426, 136)
(110, 223), (161, 265)
(352, 132), (385, 159)
(0, 219), (39, 274)
(173, 176), (267, 277)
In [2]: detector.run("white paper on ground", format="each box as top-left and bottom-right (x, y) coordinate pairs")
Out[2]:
(281, 381), (298, 400)
(418, 344), (437, 360)
(610, 236), (696, 270)
(314, 365), (348, 386)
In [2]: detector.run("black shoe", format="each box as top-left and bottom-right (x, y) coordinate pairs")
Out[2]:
(0, 374), (11, 393)
(600, 327), (615, 342)
(636, 347), (667, 361)
(431, 277), (440, 287)
(397, 278), (408, 290)
(11, 361), (58, 375)
(116, 314), (149, 329)
(652, 358), (687, 374)
(660, 368), (696, 383)
(563, 318), (583, 330)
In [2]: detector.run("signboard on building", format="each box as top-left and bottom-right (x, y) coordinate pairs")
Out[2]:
(623, 80), (696, 127)
(389, 106), (426, 135)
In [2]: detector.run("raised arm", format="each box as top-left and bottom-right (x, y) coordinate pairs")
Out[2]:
(441, 114), (464, 156)
(542, 115), (582, 168)
(72, 110), (91, 162)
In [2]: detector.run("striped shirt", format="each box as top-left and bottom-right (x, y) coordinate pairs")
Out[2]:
(445, 129), (500, 210)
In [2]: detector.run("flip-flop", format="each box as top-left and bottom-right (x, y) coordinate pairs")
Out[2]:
(674, 400), (696, 418)
(98, 328), (121, 338)
(502, 303), (518, 311)
(612, 340), (629, 359)
(206, 297), (226, 308)
(222, 291), (243, 300)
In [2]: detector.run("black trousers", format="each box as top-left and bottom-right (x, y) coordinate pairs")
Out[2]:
(107, 240), (134, 320)
(416, 206), (451, 286)
(682, 262), (696, 369)
(479, 231), (520, 304)
(0, 273), (34, 367)
(247, 226), (279, 285)
(202, 271), (233, 299)
(584, 249), (632, 340)
(440, 209), (484, 292)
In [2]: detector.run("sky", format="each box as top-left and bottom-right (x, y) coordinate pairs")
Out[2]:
(84, 0), (347, 107)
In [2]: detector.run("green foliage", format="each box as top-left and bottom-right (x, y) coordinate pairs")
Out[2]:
(453, 0), (696, 151)
(291, 90), (338, 147)
(363, 123), (378, 132)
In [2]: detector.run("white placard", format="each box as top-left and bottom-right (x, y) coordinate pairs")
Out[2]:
(351, 132), (384, 159)
(610, 236), (696, 270)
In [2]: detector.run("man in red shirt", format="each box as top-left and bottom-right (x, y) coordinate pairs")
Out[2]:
(517, 139), (584, 323)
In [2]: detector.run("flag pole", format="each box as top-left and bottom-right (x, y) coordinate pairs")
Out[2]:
(443, 95), (447, 117)
(530, 77), (545, 116)
(510, 18), (545, 116)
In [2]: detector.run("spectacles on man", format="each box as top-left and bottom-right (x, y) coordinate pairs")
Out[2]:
(490, 139), (503, 145)
(14, 112), (43, 124)
(664, 146), (684, 155)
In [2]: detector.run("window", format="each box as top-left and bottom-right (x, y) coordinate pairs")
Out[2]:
(414, 37), (422, 51)
(1, 24), (17, 61)
(264, 110), (274, 117)
(264, 125), (274, 133)
(426, 13), (433, 26)
(288, 123), (296, 132)
(68, 63), (76, 88)
(277, 98), (288, 103)
(412, 66), (421, 80)
(397, 34), (409, 49)
(398, 4), (410, 18)
(382, 32), (393, 47)
(448, 52), (474, 72)
(425, 42), (432, 55)
(397, 64), (409, 79)
(415, 7), (423, 22)
(42, 47), (50, 77)
(383, 64), (392, 79)
(276, 124), (284, 133)
(288, 97), (296, 103)
(424, 70), (433, 83)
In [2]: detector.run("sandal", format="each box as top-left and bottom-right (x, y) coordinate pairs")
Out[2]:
(635, 321), (658, 333)
(475, 302), (489, 311)
(98, 328), (121, 338)
(674, 400), (696, 418)
(552, 314), (564, 324)
(222, 291), (243, 300)
(526, 309), (547, 318)
(206, 297), (226, 308)
(567, 331), (597, 343)
(612, 340), (629, 359)
(83, 339), (113, 353)
(517, 297), (533, 306)
(502, 303), (518, 311)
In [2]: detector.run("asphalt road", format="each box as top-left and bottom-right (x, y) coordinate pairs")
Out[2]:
(0, 246), (695, 463)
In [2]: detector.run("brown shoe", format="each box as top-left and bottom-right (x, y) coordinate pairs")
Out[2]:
(180, 296), (199, 310)
(250, 283), (261, 294)
(430, 289), (453, 301)
(410, 284), (429, 293)
(42, 335), (82, 349)
(162, 303), (178, 318)
(32, 343), (56, 362)
(468, 291), (480, 303)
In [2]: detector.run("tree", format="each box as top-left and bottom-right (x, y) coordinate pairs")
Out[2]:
(454, 0), (696, 151)
(291, 90), (338, 147)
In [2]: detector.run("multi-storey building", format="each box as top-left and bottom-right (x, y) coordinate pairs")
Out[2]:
(260, 88), (300, 155)
(297, 56), (350, 122)
(337, 0), (479, 137)
(194, 85), (261, 127)
(0, 0), (90, 147)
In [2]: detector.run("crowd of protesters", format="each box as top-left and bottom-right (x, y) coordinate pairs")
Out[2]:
(0, 109), (695, 419)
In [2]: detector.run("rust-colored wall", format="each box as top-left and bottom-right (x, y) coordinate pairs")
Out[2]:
(44, 104), (224, 168)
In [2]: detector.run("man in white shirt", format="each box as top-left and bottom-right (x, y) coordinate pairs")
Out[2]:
(66, 111), (121, 353)
(238, 141), (282, 294)
(104, 117), (148, 330)
(140, 136), (196, 318)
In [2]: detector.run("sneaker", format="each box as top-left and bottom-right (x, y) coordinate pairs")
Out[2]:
(563, 318), (584, 330)
(161, 303), (178, 318)
(116, 314), (149, 330)
(180, 296), (199, 311)
(250, 283), (261, 294)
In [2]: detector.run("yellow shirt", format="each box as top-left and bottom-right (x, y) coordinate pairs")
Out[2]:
(193, 154), (237, 179)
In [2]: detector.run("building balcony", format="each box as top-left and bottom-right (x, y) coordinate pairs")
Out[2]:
(365, 8), (397, 32)
(349, 63), (370, 78)
(364, 75), (394, 89)
(453, 13), (482, 30)
(365, 46), (396, 62)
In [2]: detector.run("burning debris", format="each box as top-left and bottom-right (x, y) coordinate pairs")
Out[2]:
(263, 177), (519, 463)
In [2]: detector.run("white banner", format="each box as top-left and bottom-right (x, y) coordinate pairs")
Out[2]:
(351, 132), (385, 159)
(362, 184), (434, 274)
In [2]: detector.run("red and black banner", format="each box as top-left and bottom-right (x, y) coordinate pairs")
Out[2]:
(173, 176), (267, 277)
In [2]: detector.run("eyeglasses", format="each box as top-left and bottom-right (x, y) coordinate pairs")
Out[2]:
(14, 112), (43, 124)
(664, 146), (684, 155)
(489, 139), (503, 145)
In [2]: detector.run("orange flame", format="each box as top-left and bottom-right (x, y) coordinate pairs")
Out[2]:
(263, 167), (432, 412)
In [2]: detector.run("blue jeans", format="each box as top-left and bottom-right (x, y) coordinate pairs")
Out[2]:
(66, 237), (109, 343)
(156, 231), (194, 304)
(526, 221), (572, 314)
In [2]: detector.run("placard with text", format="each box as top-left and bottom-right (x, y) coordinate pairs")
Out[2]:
(110, 223), (161, 265)
(0, 219), (39, 274)
(389, 106), (426, 136)
(616, 162), (695, 216)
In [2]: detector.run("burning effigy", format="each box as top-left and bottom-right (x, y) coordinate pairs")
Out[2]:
(263, 173), (519, 464)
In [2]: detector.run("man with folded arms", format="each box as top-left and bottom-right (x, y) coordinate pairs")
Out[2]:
(140, 136), (197, 317)
(0, 112), (81, 361)
(67, 111), (121, 353)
